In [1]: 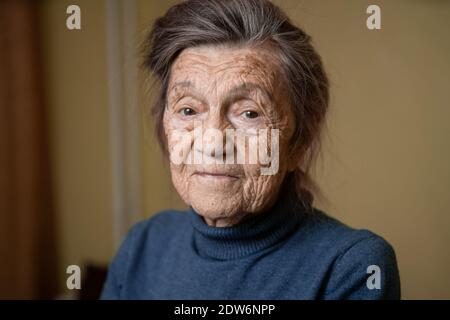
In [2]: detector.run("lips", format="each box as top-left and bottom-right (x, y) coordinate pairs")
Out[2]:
(193, 170), (239, 179)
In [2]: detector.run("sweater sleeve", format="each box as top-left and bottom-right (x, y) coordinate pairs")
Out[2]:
(100, 223), (141, 300)
(323, 234), (401, 300)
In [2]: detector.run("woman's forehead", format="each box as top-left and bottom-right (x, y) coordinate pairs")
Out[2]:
(169, 45), (283, 92)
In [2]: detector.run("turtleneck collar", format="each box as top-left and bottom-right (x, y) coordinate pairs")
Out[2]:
(187, 191), (306, 260)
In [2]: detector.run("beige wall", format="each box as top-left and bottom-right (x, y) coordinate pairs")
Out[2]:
(40, 0), (114, 292)
(41, 0), (450, 298)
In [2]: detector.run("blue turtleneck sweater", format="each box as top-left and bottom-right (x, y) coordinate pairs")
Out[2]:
(101, 193), (400, 300)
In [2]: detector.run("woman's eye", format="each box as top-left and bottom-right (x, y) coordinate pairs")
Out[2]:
(179, 107), (197, 116)
(243, 110), (259, 119)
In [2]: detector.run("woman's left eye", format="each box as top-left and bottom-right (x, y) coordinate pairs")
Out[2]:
(242, 110), (259, 119)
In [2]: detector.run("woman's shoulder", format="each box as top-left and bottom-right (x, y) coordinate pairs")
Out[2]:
(293, 208), (401, 299)
(127, 209), (190, 243)
(297, 208), (397, 263)
(107, 209), (190, 272)
(101, 209), (189, 299)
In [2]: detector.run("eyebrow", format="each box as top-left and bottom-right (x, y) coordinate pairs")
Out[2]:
(223, 83), (275, 107)
(167, 81), (206, 105)
(169, 80), (193, 91)
(168, 81), (274, 106)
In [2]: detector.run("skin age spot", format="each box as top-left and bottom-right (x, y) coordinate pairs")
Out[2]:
(164, 44), (299, 227)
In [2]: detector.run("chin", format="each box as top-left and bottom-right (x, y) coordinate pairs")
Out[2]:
(190, 194), (242, 220)
(185, 176), (243, 217)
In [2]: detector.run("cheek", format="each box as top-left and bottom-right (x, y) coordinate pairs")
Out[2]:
(164, 114), (192, 202)
(163, 110), (193, 138)
(169, 163), (191, 203)
(238, 126), (293, 211)
(273, 112), (296, 167)
(164, 111), (196, 166)
(240, 171), (285, 212)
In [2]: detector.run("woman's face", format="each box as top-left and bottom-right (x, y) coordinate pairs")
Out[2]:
(164, 44), (297, 226)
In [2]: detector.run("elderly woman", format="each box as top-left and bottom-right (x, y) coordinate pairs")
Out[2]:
(102, 0), (400, 300)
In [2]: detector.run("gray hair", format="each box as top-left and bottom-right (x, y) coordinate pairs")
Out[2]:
(142, 0), (329, 207)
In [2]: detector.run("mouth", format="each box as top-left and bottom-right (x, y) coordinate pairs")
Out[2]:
(193, 171), (239, 180)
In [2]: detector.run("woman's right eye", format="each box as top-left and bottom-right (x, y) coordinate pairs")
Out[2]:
(179, 107), (197, 116)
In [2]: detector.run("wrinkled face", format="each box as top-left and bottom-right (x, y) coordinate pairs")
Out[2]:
(164, 44), (297, 226)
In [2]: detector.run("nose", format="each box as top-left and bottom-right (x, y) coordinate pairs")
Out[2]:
(192, 109), (231, 163)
